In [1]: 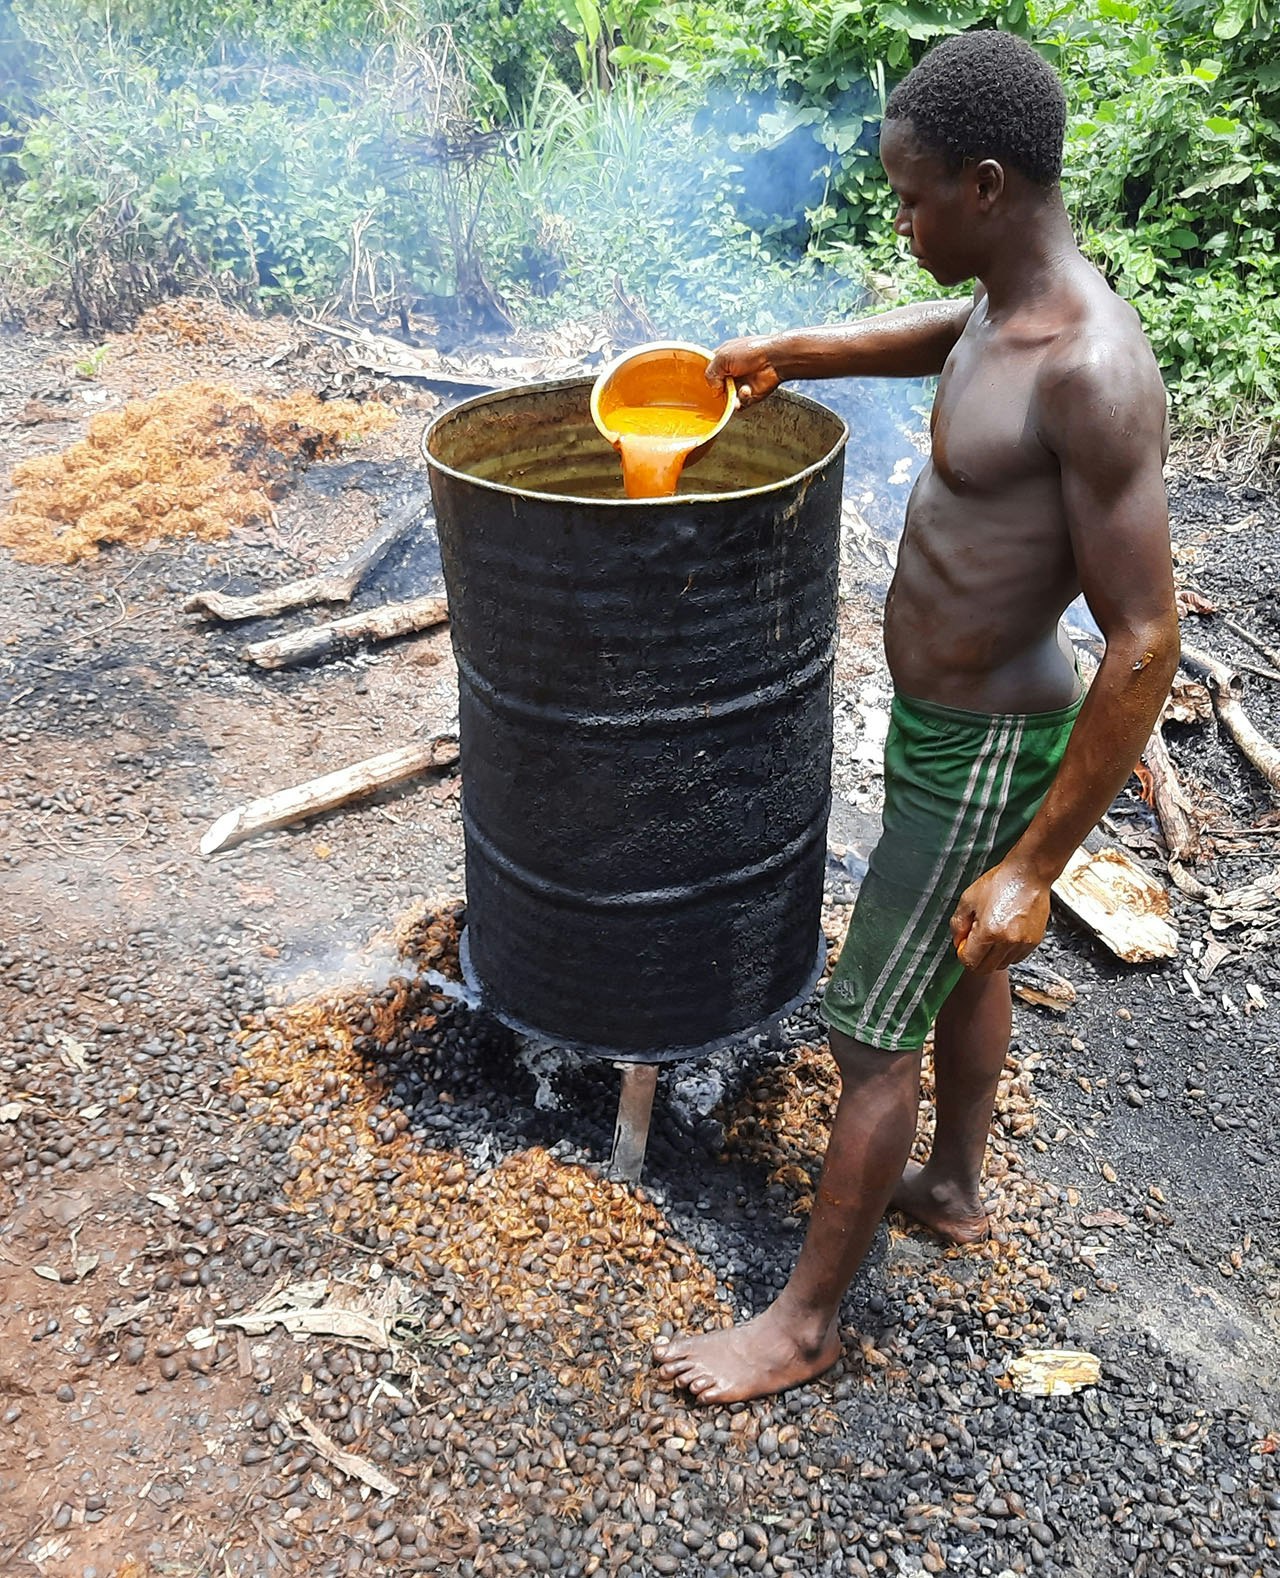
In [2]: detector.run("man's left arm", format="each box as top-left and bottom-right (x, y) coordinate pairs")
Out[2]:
(951, 348), (1180, 974)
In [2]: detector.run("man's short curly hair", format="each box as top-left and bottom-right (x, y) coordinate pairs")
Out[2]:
(884, 31), (1066, 187)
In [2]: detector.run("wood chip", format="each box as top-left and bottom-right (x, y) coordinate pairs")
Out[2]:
(1011, 960), (1077, 1012)
(1005, 1348), (1101, 1396)
(1052, 846), (1178, 962)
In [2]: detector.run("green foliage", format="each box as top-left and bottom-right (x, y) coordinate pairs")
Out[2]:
(12, 0), (400, 71)
(1034, 0), (1280, 425)
(9, 72), (407, 316)
(73, 343), (109, 377)
(1, 0), (1278, 432)
(665, 1), (1020, 250)
(429, 0), (578, 119)
(0, 18), (477, 325)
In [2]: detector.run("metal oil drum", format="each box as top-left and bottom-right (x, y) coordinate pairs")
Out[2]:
(423, 378), (847, 1059)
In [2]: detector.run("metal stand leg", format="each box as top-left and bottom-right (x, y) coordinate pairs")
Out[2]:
(610, 1062), (658, 1184)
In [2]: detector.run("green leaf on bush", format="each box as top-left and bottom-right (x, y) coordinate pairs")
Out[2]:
(1180, 160), (1253, 195)
(1212, 0), (1250, 42)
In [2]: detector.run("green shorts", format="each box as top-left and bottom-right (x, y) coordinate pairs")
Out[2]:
(821, 688), (1084, 1052)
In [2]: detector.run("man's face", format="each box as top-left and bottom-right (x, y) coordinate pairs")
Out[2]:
(879, 119), (979, 288)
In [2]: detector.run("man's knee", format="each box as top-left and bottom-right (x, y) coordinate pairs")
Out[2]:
(828, 1026), (920, 1086)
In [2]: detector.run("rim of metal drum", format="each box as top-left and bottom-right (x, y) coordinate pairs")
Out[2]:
(459, 926), (829, 1065)
(421, 378), (848, 507)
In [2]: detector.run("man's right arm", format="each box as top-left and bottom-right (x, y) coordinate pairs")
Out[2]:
(707, 298), (974, 405)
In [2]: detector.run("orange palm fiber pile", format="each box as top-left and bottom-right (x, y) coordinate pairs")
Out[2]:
(1, 379), (395, 564)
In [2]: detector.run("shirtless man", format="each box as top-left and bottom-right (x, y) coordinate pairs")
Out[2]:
(654, 30), (1179, 1404)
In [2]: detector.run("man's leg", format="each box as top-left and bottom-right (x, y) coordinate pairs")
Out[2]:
(654, 1031), (921, 1405)
(892, 965), (1010, 1244)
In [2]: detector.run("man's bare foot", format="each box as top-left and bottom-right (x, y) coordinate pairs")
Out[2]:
(653, 1303), (842, 1405)
(891, 1160), (989, 1245)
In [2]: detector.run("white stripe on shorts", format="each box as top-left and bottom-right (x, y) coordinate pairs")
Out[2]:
(876, 716), (1027, 1042)
(850, 715), (1008, 1044)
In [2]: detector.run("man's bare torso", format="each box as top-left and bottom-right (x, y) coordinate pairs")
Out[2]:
(885, 262), (1166, 714)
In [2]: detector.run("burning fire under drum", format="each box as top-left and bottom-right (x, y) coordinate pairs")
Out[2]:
(424, 379), (847, 1176)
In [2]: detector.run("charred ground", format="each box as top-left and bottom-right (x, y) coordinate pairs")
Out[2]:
(0, 306), (1277, 1578)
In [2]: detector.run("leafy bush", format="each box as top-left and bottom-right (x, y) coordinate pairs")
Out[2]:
(0, 9), (521, 326)
(429, 0), (578, 118)
(12, 0), (397, 72)
(3, 63), (458, 324)
(659, 0), (1280, 429)
(665, 1), (1018, 249)
(1038, 0), (1280, 424)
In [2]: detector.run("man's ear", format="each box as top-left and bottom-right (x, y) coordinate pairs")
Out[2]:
(973, 158), (1005, 209)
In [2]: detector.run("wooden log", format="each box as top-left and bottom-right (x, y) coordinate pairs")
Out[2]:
(1181, 642), (1280, 797)
(199, 735), (459, 856)
(185, 492), (428, 622)
(1142, 722), (1199, 864)
(242, 594), (449, 670)
(1051, 845), (1178, 963)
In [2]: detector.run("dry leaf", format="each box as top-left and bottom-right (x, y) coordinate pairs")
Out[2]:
(280, 1401), (398, 1497)
(33, 1264), (62, 1281)
(1176, 588), (1216, 618)
(217, 1279), (391, 1349)
(1167, 679), (1213, 725)
(1080, 1209), (1131, 1230)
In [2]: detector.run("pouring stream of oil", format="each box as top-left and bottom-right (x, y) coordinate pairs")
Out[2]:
(605, 403), (723, 499)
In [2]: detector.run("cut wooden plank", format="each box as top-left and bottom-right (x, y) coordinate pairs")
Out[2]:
(1052, 846), (1178, 962)
(184, 492), (428, 622)
(242, 593), (449, 670)
(199, 735), (459, 856)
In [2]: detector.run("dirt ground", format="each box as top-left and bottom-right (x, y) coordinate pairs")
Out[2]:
(0, 302), (1278, 1578)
